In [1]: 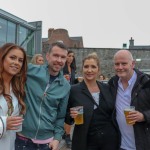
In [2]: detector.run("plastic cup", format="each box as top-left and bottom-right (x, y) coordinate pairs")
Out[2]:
(124, 106), (135, 125)
(71, 106), (84, 125)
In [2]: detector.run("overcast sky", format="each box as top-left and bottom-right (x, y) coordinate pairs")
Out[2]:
(1, 0), (150, 48)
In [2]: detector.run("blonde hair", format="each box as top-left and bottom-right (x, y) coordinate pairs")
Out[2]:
(31, 54), (43, 64)
(82, 52), (100, 70)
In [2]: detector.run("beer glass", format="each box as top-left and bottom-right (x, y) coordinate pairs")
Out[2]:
(71, 106), (84, 125)
(124, 106), (135, 125)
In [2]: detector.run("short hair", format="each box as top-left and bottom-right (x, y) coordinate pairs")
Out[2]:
(114, 49), (133, 61)
(82, 52), (100, 70)
(48, 42), (68, 53)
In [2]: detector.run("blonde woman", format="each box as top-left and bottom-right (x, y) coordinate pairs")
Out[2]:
(31, 54), (44, 65)
(66, 53), (120, 150)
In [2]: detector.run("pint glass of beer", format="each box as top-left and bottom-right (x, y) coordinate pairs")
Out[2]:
(71, 106), (84, 125)
(124, 106), (135, 125)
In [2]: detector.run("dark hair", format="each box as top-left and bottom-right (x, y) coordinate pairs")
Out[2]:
(99, 74), (105, 80)
(48, 42), (68, 53)
(68, 50), (76, 70)
(0, 43), (27, 114)
(63, 50), (76, 74)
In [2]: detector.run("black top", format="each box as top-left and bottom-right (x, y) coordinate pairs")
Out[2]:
(88, 92), (113, 135)
(63, 64), (76, 85)
(49, 74), (58, 84)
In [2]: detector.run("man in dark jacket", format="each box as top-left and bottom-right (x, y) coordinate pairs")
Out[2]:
(109, 50), (150, 150)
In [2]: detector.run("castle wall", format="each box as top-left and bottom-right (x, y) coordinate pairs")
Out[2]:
(70, 48), (150, 78)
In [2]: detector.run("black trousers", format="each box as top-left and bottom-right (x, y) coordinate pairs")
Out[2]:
(87, 125), (119, 150)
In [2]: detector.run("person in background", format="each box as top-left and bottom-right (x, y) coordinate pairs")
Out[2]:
(66, 53), (120, 150)
(99, 74), (105, 81)
(31, 54), (44, 65)
(0, 43), (27, 150)
(74, 74), (83, 84)
(109, 50), (150, 150)
(63, 50), (76, 84)
(63, 50), (76, 148)
(15, 42), (70, 150)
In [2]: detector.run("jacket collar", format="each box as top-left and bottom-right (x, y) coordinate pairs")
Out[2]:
(80, 80), (92, 98)
(80, 80), (114, 107)
(108, 68), (150, 88)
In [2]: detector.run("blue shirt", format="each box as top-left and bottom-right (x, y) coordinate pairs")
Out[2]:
(116, 71), (137, 150)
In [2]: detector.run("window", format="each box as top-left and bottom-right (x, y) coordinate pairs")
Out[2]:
(7, 21), (16, 43)
(19, 26), (27, 45)
(0, 18), (7, 45)
(27, 30), (34, 55)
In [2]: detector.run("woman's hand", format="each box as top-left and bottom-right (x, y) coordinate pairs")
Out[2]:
(7, 116), (23, 130)
(70, 108), (79, 119)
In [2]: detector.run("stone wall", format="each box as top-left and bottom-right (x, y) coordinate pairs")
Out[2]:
(69, 48), (150, 78)
(42, 46), (150, 78)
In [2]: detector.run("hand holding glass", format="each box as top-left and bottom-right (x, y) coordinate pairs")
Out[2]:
(70, 106), (84, 125)
(6, 115), (23, 130)
(124, 106), (135, 125)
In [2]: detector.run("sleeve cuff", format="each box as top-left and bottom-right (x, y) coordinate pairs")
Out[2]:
(54, 133), (62, 142)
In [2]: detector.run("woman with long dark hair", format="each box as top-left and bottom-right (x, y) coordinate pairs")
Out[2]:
(63, 50), (76, 148)
(63, 50), (76, 84)
(0, 43), (27, 150)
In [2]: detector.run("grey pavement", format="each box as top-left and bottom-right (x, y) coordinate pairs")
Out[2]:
(59, 139), (71, 150)
(59, 125), (74, 150)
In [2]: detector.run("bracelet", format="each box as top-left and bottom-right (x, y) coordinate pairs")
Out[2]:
(0, 117), (4, 139)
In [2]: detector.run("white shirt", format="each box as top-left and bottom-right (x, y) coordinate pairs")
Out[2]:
(0, 86), (21, 150)
(116, 71), (137, 150)
(91, 92), (100, 109)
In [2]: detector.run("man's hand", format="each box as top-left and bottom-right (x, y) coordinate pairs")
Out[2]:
(127, 111), (145, 124)
(49, 139), (59, 150)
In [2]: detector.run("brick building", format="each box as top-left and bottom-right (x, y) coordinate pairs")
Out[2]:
(42, 28), (84, 53)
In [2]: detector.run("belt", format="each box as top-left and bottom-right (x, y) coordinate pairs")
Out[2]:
(17, 134), (32, 142)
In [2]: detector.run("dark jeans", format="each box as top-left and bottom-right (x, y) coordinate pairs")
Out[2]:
(15, 135), (51, 150)
(87, 125), (119, 150)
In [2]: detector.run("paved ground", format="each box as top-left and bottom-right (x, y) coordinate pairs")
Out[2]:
(59, 125), (74, 150)
(59, 139), (71, 150)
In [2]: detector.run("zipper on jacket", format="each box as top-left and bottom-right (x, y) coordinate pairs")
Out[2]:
(34, 83), (50, 139)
